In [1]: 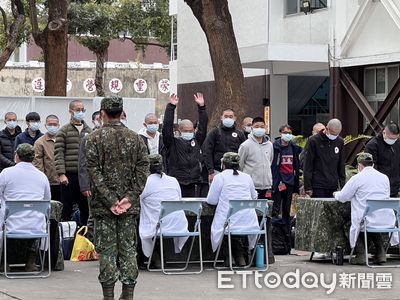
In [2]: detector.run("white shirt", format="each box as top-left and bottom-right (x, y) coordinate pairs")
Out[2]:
(138, 127), (160, 155)
(207, 169), (259, 252)
(334, 166), (398, 248)
(139, 173), (189, 257)
(0, 162), (51, 246)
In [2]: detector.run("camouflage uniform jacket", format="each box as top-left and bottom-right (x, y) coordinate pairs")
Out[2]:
(86, 121), (149, 217)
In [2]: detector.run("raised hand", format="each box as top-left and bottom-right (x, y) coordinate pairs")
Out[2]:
(170, 93), (179, 106)
(194, 92), (205, 106)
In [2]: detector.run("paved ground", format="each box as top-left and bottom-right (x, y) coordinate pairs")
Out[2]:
(1, 251), (400, 300)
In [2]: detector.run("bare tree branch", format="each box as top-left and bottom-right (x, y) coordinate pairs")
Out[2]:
(0, 6), (9, 39)
(125, 37), (168, 49)
(29, 0), (42, 44)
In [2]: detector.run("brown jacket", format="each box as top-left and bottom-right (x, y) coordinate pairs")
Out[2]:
(33, 133), (59, 185)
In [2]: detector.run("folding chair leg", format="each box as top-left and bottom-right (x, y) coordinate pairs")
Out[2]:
(213, 234), (226, 270)
(365, 230), (370, 267)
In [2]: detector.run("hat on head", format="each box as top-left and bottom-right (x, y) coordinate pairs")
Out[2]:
(16, 143), (34, 162)
(148, 154), (163, 166)
(100, 96), (123, 111)
(356, 152), (373, 163)
(222, 152), (240, 165)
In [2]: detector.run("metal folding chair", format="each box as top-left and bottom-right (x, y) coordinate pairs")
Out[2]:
(2, 200), (51, 278)
(214, 199), (269, 271)
(349, 199), (400, 268)
(147, 200), (203, 275)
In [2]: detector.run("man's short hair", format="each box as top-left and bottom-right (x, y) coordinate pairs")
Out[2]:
(92, 111), (100, 121)
(385, 122), (400, 135)
(46, 114), (59, 122)
(25, 112), (40, 122)
(144, 113), (157, 123)
(178, 119), (193, 129)
(252, 117), (265, 125)
(69, 100), (83, 110)
(16, 143), (35, 162)
(222, 108), (235, 115)
(357, 152), (374, 167)
(327, 118), (342, 132)
(4, 112), (16, 120)
(279, 124), (293, 133)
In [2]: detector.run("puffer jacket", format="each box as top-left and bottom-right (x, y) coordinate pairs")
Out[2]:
(0, 126), (22, 172)
(54, 121), (92, 175)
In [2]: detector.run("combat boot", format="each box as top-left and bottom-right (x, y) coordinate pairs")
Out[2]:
(101, 284), (115, 300)
(25, 253), (39, 272)
(119, 284), (135, 300)
(370, 233), (387, 264)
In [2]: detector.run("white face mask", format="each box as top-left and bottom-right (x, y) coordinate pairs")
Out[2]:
(384, 138), (397, 145)
(222, 118), (234, 128)
(244, 126), (252, 133)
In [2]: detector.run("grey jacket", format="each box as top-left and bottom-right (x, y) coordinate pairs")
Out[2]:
(238, 134), (274, 190)
(78, 133), (91, 192)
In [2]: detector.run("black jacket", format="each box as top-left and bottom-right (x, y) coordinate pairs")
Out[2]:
(203, 125), (246, 174)
(365, 133), (400, 196)
(303, 131), (345, 191)
(0, 126), (22, 172)
(162, 103), (208, 185)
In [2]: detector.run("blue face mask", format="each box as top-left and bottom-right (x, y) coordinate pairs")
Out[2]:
(47, 125), (59, 136)
(6, 121), (17, 130)
(281, 133), (293, 142)
(73, 111), (85, 121)
(252, 128), (266, 138)
(30, 122), (40, 132)
(326, 133), (338, 141)
(146, 124), (159, 134)
(181, 132), (194, 141)
(222, 118), (235, 128)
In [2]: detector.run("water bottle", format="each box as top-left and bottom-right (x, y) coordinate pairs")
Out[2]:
(256, 244), (265, 268)
(335, 245), (343, 265)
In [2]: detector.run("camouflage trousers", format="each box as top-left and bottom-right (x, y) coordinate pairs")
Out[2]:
(94, 214), (138, 286)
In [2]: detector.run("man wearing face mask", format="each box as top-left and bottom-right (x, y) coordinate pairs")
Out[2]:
(162, 93), (208, 197)
(271, 125), (301, 220)
(138, 113), (163, 155)
(242, 117), (253, 139)
(55, 100), (92, 225)
(92, 111), (101, 130)
(0, 112), (22, 173)
(303, 118), (345, 198)
(33, 115), (61, 202)
(14, 112), (43, 150)
(204, 109), (246, 183)
(365, 122), (400, 197)
(238, 117), (274, 198)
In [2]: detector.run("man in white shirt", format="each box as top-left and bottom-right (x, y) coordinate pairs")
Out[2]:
(138, 113), (163, 155)
(0, 143), (51, 271)
(334, 152), (396, 265)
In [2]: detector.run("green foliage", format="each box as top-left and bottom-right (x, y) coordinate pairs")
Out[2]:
(343, 134), (372, 145)
(292, 135), (308, 149)
(345, 164), (358, 183)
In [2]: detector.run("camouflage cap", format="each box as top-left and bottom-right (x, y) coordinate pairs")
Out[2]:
(357, 152), (373, 163)
(222, 152), (240, 164)
(148, 154), (163, 166)
(16, 143), (35, 162)
(100, 96), (123, 111)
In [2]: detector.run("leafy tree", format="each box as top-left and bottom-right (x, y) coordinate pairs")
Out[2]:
(0, 0), (28, 71)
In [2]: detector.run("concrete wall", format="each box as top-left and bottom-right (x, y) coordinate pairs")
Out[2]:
(0, 67), (170, 117)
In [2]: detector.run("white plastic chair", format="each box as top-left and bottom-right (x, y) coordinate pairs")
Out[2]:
(349, 199), (400, 268)
(213, 199), (269, 271)
(2, 200), (51, 278)
(147, 200), (203, 275)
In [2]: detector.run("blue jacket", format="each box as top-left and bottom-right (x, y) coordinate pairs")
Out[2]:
(14, 129), (44, 151)
(271, 138), (302, 193)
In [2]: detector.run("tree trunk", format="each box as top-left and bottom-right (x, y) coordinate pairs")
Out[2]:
(95, 45), (109, 97)
(185, 0), (246, 127)
(44, 0), (68, 96)
(0, 0), (25, 71)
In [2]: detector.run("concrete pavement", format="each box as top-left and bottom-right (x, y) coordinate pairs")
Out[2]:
(1, 251), (400, 299)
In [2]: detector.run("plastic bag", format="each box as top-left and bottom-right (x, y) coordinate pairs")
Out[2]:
(70, 226), (99, 261)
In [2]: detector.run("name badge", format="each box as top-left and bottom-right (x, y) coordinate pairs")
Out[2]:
(191, 140), (196, 147)
(232, 132), (238, 138)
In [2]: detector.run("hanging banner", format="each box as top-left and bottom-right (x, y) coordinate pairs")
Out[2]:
(66, 79), (73, 92)
(134, 78), (147, 94)
(83, 78), (96, 93)
(158, 79), (170, 94)
(109, 78), (123, 93)
(32, 77), (45, 93)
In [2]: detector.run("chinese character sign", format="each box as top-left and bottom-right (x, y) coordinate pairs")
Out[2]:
(83, 78), (96, 93)
(158, 79), (170, 94)
(109, 78), (123, 93)
(66, 79), (73, 93)
(134, 78), (147, 94)
(32, 77), (45, 93)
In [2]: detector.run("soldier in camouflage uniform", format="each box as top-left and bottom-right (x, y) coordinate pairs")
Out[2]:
(86, 96), (149, 300)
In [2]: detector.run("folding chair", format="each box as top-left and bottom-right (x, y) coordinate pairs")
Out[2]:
(147, 200), (203, 275)
(349, 199), (400, 268)
(214, 199), (269, 272)
(3, 200), (51, 278)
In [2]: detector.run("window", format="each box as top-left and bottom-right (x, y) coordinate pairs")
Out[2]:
(286, 0), (328, 15)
